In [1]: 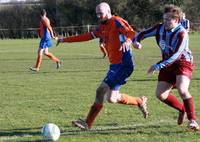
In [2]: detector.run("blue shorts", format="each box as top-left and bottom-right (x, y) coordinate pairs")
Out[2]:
(39, 38), (52, 49)
(103, 64), (134, 90)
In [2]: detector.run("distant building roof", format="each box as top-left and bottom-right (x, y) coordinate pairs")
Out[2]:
(0, 0), (40, 3)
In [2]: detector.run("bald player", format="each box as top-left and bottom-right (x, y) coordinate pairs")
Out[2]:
(57, 2), (149, 130)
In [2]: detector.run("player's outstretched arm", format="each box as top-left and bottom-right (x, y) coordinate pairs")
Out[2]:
(56, 32), (95, 47)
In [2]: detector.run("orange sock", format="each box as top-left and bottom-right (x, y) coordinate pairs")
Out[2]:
(35, 54), (42, 69)
(85, 103), (103, 129)
(119, 93), (142, 106)
(45, 53), (60, 62)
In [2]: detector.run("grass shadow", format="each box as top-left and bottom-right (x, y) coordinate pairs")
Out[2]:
(61, 122), (186, 137)
(0, 127), (42, 142)
(0, 127), (41, 136)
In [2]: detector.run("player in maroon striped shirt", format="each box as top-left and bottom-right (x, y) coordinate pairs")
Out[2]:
(133, 4), (199, 130)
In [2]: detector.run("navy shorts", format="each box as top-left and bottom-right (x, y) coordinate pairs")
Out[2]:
(104, 63), (134, 90)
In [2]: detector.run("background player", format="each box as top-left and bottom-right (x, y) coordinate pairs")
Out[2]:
(30, 9), (61, 72)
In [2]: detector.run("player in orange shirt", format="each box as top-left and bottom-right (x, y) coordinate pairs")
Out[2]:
(30, 9), (61, 72)
(57, 2), (148, 130)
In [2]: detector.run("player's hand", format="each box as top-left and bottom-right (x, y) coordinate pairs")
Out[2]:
(56, 38), (60, 47)
(100, 43), (105, 48)
(100, 43), (107, 58)
(52, 35), (57, 39)
(56, 38), (64, 47)
(54, 37), (58, 40)
(119, 38), (132, 52)
(147, 64), (157, 74)
(133, 41), (142, 49)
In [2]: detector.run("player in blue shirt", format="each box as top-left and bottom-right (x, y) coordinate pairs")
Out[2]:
(133, 4), (199, 130)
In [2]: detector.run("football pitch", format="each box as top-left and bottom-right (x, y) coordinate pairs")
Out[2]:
(0, 33), (200, 142)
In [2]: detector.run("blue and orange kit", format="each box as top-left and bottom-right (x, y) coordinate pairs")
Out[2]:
(39, 17), (54, 39)
(63, 16), (136, 65)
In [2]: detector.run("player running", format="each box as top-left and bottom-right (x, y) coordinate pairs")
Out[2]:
(30, 9), (61, 72)
(57, 2), (149, 130)
(133, 4), (199, 130)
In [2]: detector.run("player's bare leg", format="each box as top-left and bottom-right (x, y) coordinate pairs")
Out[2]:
(44, 48), (61, 69)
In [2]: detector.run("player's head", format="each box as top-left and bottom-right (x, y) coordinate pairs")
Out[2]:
(163, 4), (182, 30)
(96, 2), (112, 24)
(41, 9), (47, 17)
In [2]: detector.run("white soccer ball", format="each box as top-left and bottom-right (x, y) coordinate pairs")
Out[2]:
(41, 123), (60, 141)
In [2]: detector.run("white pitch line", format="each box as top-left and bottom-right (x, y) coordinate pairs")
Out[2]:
(61, 119), (176, 135)
(0, 119), (177, 140)
(0, 134), (34, 141)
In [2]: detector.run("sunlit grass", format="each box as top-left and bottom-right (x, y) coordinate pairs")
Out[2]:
(0, 33), (200, 141)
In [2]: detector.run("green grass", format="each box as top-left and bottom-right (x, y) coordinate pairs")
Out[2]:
(0, 34), (200, 142)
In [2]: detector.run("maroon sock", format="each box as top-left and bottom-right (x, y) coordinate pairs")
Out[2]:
(162, 93), (184, 112)
(183, 97), (196, 120)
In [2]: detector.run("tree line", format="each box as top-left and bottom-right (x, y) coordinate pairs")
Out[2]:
(0, 0), (199, 38)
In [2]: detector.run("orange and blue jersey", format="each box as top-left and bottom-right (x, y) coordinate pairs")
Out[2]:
(63, 16), (135, 65)
(39, 17), (54, 48)
(63, 16), (136, 90)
